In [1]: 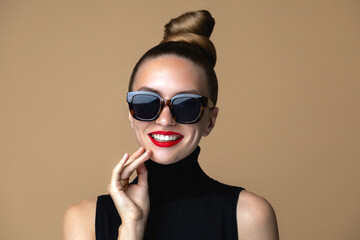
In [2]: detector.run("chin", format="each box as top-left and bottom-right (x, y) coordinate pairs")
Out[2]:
(149, 149), (183, 165)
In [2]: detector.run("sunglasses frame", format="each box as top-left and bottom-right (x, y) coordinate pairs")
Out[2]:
(127, 91), (215, 124)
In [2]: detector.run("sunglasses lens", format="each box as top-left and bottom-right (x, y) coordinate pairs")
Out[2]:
(128, 92), (207, 124)
(172, 97), (202, 123)
(132, 94), (160, 120)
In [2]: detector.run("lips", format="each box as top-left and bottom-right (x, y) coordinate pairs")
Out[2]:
(148, 131), (184, 148)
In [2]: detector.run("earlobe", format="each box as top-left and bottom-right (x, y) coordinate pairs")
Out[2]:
(203, 107), (219, 137)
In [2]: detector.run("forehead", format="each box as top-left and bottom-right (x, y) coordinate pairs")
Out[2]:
(132, 55), (208, 97)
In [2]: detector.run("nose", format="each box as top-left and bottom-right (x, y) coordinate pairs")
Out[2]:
(155, 105), (176, 126)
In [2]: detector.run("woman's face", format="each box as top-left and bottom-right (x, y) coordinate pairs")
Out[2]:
(129, 55), (218, 164)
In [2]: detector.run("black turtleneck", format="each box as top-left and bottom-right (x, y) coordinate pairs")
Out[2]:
(145, 147), (209, 203)
(96, 147), (244, 240)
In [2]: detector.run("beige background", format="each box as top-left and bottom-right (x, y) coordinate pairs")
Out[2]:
(1, 0), (359, 239)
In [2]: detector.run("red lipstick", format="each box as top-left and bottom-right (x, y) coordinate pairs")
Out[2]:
(148, 131), (183, 148)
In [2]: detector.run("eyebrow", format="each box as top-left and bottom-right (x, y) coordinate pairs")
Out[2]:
(137, 86), (200, 96)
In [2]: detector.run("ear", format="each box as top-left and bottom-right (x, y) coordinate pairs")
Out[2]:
(129, 112), (134, 129)
(203, 107), (219, 137)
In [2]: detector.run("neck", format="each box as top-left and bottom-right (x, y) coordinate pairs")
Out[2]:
(145, 146), (209, 202)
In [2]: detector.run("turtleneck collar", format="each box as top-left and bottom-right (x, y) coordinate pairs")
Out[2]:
(145, 146), (210, 202)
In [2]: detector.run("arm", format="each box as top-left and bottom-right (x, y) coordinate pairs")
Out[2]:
(62, 147), (151, 240)
(62, 199), (96, 240)
(237, 190), (279, 240)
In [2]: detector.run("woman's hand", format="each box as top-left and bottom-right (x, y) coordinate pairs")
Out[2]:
(108, 147), (152, 240)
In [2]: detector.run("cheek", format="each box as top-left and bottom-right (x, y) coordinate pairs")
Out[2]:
(132, 121), (148, 142)
(196, 116), (210, 134)
(185, 125), (206, 142)
(129, 113), (134, 129)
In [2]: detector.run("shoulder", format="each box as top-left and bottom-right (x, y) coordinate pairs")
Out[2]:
(236, 190), (279, 240)
(62, 198), (97, 240)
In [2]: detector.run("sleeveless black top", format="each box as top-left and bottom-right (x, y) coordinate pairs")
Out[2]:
(95, 147), (244, 239)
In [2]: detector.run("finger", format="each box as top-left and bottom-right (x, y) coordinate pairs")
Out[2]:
(123, 146), (146, 167)
(110, 188), (138, 217)
(120, 149), (151, 180)
(109, 147), (146, 186)
(108, 153), (131, 193)
(110, 153), (130, 183)
(136, 162), (148, 187)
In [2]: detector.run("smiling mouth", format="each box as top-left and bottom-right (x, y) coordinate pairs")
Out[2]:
(150, 134), (182, 142)
(148, 131), (184, 147)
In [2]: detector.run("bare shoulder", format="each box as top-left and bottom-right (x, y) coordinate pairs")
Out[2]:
(237, 190), (279, 240)
(62, 198), (97, 240)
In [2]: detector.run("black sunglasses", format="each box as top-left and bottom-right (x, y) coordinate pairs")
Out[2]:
(126, 91), (214, 124)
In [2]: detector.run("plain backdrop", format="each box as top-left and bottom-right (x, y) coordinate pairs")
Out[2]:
(1, 1), (359, 239)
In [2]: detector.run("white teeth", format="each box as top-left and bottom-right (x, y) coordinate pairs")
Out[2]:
(151, 134), (181, 142)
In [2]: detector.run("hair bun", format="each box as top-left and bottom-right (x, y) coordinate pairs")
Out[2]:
(162, 10), (217, 67)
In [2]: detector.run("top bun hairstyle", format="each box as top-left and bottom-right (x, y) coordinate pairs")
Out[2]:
(162, 10), (217, 67)
(129, 10), (218, 105)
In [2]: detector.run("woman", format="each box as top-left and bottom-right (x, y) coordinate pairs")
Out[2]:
(63, 10), (279, 240)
